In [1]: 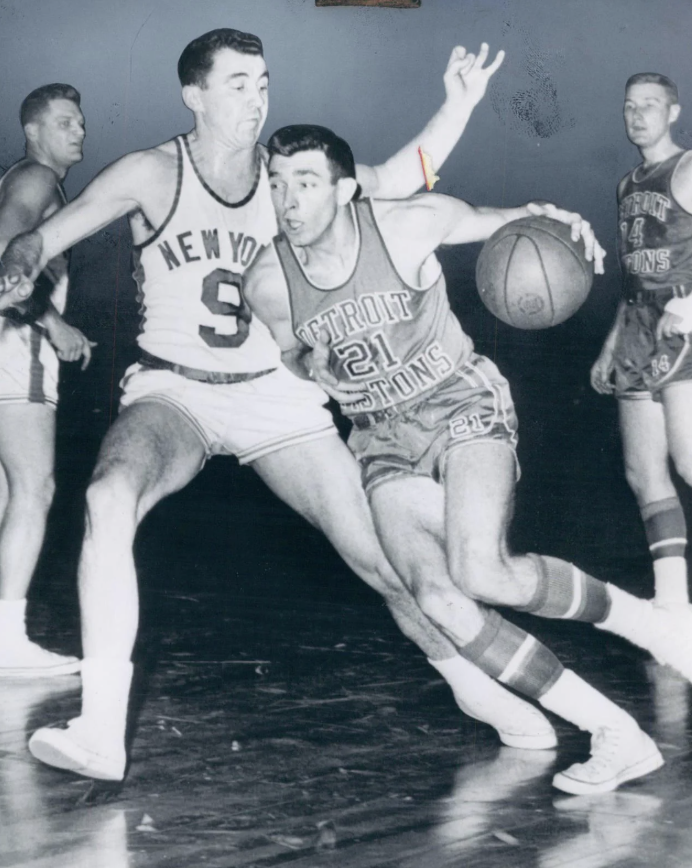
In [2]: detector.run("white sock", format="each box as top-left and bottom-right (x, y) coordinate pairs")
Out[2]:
(654, 557), (689, 605)
(0, 598), (28, 644)
(428, 655), (476, 705)
(80, 657), (133, 736)
(595, 583), (652, 645)
(539, 669), (634, 733)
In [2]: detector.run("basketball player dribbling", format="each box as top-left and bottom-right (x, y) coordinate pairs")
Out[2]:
(591, 74), (692, 610)
(0, 84), (93, 678)
(246, 123), (692, 793)
(0, 30), (559, 781)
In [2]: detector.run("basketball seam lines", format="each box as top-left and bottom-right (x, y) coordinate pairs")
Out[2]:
(526, 235), (555, 325)
(504, 236), (521, 324)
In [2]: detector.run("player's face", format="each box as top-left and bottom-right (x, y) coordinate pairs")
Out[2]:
(624, 83), (679, 149)
(269, 151), (341, 246)
(195, 49), (269, 148)
(35, 99), (85, 167)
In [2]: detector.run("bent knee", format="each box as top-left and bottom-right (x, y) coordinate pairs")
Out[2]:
(416, 584), (480, 639)
(448, 550), (510, 605)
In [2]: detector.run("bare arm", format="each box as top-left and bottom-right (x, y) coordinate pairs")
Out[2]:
(0, 150), (157, 309)
(590, 300), (626, 394)
(0, 163), (61, 256)
(244, 246), (367, 405)
(391, 194), (605, 273)
(661, 152), (692, 335)
(355, 43), (504, 200)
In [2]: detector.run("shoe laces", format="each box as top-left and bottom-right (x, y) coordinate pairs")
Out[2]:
(579, 726), (624, 776)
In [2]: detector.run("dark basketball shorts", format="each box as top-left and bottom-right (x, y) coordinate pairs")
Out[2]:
(347, 353), (519, 495)
(613, 294), (692, 401)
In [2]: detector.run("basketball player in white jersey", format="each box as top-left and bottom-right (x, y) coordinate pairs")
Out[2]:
(0, 30), (559, 781)
(0, 84), (93, 678)
(246, 123), (692, 793)
(591, 74), (692, 610)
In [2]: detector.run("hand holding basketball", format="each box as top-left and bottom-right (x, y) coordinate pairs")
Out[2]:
(526, 202), (606, 275)
(476, 213), (597, 329)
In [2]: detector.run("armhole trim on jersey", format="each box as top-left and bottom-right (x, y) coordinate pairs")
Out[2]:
(273, 237), (300, 339)
(367, 198), (442, 293)
(183, 134), (262, 209)
(669, 150), (692, 216)
(133, 137), (183, 251)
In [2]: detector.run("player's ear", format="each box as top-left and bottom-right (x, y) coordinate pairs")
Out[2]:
(336, 177), (358, 205)
(670, 102), (681, 125)
(23, 122), (39, 146)
(182, 85), (203, 114)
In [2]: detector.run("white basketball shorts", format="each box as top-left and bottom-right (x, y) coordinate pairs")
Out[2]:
(119, 362), (337, 463)
(0, 318), (59, 407)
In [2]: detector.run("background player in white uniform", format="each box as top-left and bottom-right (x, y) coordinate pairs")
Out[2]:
(0, 31), (557, 782)
(246, 123), (692, 794)
(0, 84), (93, 677)
(591, 74), (692, 609)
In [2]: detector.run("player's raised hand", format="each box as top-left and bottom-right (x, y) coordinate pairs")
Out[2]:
(443, 43), (505, 109)
(526, 202), (606, 275)
(309, 329), (367, 407)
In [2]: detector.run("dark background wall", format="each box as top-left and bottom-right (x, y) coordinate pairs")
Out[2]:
(0, 0), (690, 605)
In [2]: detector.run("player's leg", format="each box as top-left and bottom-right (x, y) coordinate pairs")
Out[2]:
(251, 434), (556, 750)
(442, 441), (662, 794)
(28, 400), (206, 780)
(619, 396), (688, 605)
(0, 404), (79, 675)
(367, 473), (556, 750)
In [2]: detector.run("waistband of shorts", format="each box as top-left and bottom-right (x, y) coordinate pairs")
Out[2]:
(626, 284), (692, 304)
(138, 351), (276, 385)
(348, 372), (458, 430)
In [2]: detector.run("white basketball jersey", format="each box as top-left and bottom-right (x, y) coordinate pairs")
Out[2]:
(132, 136), (280, 373)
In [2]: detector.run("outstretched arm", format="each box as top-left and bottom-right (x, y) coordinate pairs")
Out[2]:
(401, 195), (606, 274)
(0, 150), (154, 310)
(356, 43), (504, 200)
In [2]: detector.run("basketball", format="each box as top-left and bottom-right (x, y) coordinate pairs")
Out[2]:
(475, 216), (594, 329)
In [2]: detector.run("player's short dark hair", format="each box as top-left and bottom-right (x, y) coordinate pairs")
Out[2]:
(20, 83), (81, 128)
(626, 73), (679, 105)
(267, 125), (361, 199)
(178, 28), (263, 88)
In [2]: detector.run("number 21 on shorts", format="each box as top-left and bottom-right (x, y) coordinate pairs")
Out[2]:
(450, 413), (485, 440)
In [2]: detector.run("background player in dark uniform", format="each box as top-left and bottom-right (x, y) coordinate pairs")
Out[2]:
(0, 84), (93, 677)
(591, 74), (692, 609)
(246, 123), (692, 795)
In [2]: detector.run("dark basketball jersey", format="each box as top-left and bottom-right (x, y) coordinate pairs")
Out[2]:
(274, 198), (473, 415)
(618, 150), (692, 294)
